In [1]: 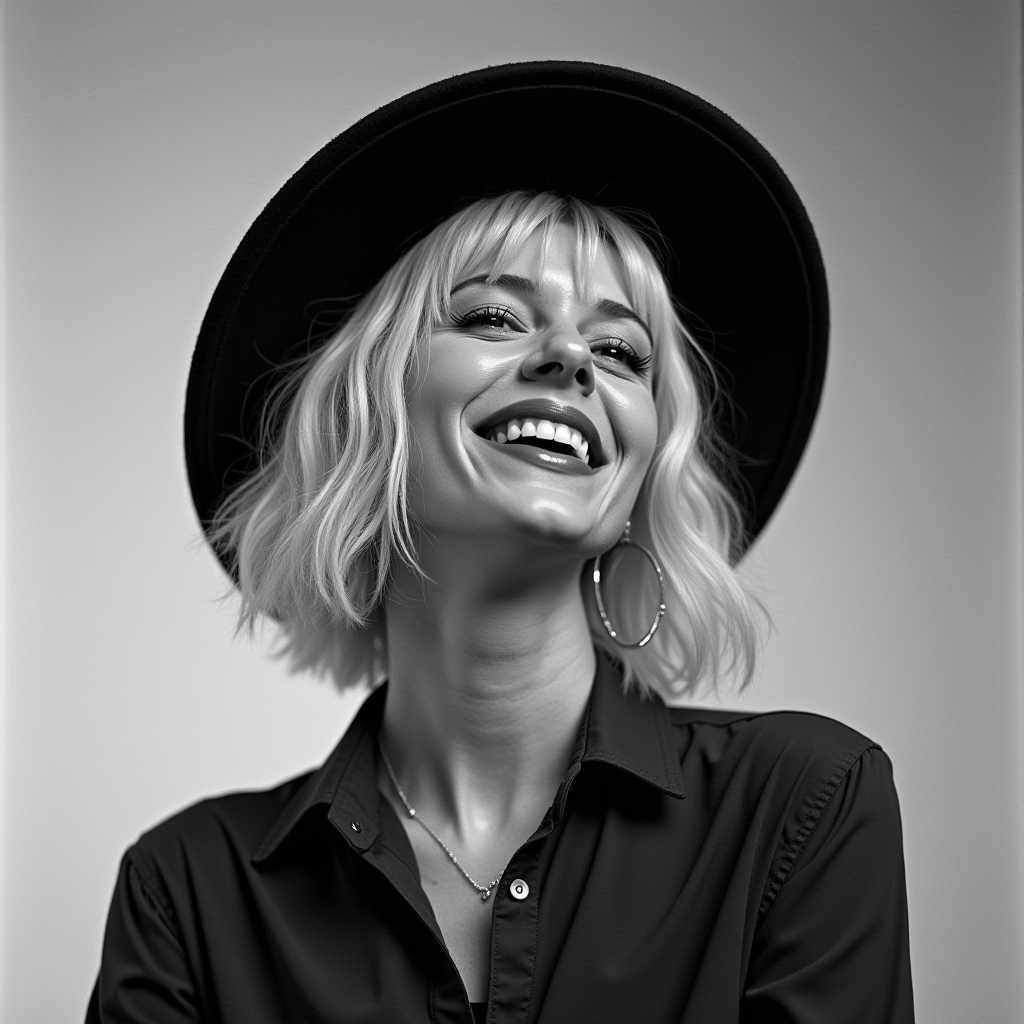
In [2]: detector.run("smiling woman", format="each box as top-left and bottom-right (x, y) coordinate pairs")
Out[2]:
(88, 63), (913, 1024)
(211, 192), (757, 700)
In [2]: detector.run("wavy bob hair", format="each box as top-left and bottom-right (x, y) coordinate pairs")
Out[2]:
(212, 191), (763, 697)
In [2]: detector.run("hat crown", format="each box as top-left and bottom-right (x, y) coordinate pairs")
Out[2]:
(186, 60), (828, 569)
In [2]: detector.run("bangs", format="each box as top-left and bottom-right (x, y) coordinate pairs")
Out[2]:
(420, 193), (673, 368)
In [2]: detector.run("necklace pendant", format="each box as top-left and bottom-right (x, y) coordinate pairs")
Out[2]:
(480, 890), (490, 902)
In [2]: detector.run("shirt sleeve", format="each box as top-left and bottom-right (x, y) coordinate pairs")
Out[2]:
(740, 746), (915, 1024)
(86, 853), (201, 1024)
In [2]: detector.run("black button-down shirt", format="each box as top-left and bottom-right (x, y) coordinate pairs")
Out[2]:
(88, 655), (914, 1023)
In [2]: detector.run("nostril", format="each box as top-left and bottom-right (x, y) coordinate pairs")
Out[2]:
(536, 361), (563, 376)
(575, 368), (588, 384)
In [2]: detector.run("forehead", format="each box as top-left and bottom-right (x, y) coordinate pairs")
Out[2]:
(472, 222), (632, 306)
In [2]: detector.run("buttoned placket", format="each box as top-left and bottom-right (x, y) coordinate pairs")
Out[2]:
(329, 718), (588, 1024)
(483, 755), (582, 1024)
(250, 656), (685, 1024)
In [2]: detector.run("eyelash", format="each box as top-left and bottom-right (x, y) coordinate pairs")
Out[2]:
(449, 305), (522, 331)
(592, 340), (652, 377)
(450, 305), (652, 377)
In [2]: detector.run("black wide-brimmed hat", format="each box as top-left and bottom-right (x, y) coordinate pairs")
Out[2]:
(186, 61), (828, 566)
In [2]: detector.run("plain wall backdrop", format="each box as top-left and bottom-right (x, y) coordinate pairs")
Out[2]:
(4, 1), (1023, 1020)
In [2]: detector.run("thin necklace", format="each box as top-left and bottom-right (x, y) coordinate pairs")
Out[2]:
(378, 732), (504, 902)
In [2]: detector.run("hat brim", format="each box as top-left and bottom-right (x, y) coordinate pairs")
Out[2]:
(185, 61), (828, 567)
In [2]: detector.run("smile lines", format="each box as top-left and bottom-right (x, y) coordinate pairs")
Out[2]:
(485, 418), (590, 465)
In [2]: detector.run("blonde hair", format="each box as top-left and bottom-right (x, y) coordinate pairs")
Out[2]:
(211, 191), (763, 697)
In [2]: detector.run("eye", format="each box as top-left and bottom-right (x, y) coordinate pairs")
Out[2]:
(450, 305), (526, 333)
(591, 338), (652, 377)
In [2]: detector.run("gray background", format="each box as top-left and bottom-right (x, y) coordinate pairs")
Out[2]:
(4, 1), (1023, 1020)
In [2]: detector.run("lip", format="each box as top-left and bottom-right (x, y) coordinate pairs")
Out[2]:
(485, 439), (595, 475)
(473, 399), (607, 466)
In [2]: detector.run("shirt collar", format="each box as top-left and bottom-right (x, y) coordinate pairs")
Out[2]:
(252, 652), (685, 866)
(580, 652), (686, 798)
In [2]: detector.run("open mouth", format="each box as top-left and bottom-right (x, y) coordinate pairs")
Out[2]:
(474, 402), (605, 468)
(484, 417), (591, 465)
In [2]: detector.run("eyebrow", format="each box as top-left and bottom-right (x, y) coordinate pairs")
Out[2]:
(594, 298), (653, 345)
(450, 275), (653, 344)
(450, 273), (536, 298)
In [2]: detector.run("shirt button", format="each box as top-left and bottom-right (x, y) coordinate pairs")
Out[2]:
(350, 821), (363, 833)
(509, 878), (529, 900)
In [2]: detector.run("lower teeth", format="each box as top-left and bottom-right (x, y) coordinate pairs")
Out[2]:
(486, 434), (589, 464)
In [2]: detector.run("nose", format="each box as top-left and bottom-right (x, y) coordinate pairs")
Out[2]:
(520, 328), (596, 396)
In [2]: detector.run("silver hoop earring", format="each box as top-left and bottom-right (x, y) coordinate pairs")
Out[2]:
(593, 520), (666, 649)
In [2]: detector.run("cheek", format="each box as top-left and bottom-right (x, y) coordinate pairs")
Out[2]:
(405, 344), (468, 448)
(403, 338), (508, 513)
(406, 334), (518, 442)
(404, 374), (457, 515)
(608, 385), (659, 467)
(407, 336), (504, 426)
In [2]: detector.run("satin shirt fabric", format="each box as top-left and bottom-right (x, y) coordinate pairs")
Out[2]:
(87, 656), (914, 1023)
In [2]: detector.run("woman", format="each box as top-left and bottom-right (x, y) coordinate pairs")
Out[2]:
(89, 63), (913, 1023)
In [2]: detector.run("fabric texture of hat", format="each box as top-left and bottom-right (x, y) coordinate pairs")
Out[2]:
(185, 60), (828, 569)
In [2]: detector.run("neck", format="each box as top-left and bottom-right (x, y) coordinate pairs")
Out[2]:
(382, 532), (595, 837)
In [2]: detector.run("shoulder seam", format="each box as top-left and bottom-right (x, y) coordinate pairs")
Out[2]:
(670, 708), (867, 730)
(125, 851), (185, 943)
(756, 738), (878, 921)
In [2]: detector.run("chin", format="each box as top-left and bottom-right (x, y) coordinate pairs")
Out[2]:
(504, 499), (612, 553)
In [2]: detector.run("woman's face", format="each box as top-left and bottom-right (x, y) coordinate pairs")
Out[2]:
(406, 223), (659, 558)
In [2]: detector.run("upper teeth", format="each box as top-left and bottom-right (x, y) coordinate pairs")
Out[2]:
(486, 418), (591, 464)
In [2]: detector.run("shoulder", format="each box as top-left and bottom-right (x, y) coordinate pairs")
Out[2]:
(667, 705), (881, 782)
(666, 707), (904, 914)
(666, 706), (895, 858)
(124, 770), (315, 898)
